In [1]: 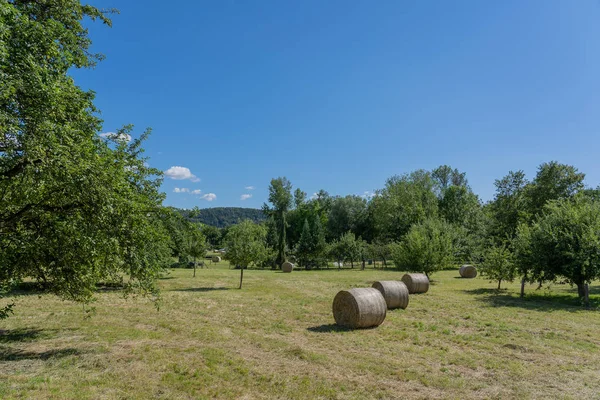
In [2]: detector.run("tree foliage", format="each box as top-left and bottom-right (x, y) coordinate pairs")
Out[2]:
(480, 244), (516, 290)
(391, 218), (455, 277)
(1, 2), (169, 312)
(263, 177), (293, 267)
(515, 197), (600, 302)
(372, 170), (438, 241)
(182, 207), (265, 228)
(223, 220), (268, 289)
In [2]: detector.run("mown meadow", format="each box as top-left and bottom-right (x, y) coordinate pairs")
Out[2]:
(1, 261), (598, 400)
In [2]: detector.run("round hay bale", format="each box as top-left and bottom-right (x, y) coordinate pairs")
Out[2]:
(282, 262), (294, 273)
(459, 264), (477, 278)
(212, 256), (221, 263)
(332, 288), (387, 329)
(401, 273), (429, 294)
(372, 281), (409, 309)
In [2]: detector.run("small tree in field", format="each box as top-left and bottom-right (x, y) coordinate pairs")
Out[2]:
(480, 244), (516, 290)
(187, 227), (207, 277)
(224, 220), (268, 289)
(391, 218), (455, 278)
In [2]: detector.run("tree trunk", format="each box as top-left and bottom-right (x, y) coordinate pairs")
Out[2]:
(193, 257), (196, 277)
(520, 277), (526, 298)
(382, 257), (387, 269)
(239, 267), (244, 289)
(361, 258), (365, 271)
(576, 282), (586, 300)
(584, 284), (590, 309)
(497, 279), (502, 290)
(351, 259), (354, 268)
(338, 258), (341, 270)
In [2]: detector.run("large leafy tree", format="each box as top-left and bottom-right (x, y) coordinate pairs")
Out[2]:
(523, 161), (585, 220)
(326, 195), (369, 241)
(487, 170), (529, 243)
(431, 165), (468, 195)
(372, 170), (438, 242)
(0, 1), (169, 315)
(516, 197), (600, 306)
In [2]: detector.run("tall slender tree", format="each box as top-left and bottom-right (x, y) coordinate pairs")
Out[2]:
(262, 177), (293, 268)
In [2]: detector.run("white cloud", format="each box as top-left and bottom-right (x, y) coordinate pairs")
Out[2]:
(362, 191), (375, 199)
(164, 166), (200, 182)
(100, 132), (132, 143)
(173, 187), (190, 193)
(245, 186), (256, 190)
(191, 189), (202, 195)
(200, 193), (217, 201)
(240, 194), (252, 201)
(310, 192), (318, 200)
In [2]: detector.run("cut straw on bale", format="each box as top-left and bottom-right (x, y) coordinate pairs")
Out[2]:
(332, 288), (387, 329)
(282, 262), (294, 273)
(401, 273), (429, 294)
(372, 281), (409, 309)
(459, 264), (477, 278)
(212, 256), (221, 263)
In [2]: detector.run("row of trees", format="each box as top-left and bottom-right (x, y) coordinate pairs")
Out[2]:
(248, 163), (599, 305)
(178, 163), (598, 305)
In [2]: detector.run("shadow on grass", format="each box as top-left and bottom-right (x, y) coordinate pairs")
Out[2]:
(6, 282), (46, 297)
(307, 324), (352, 333)
(175, 287), (230, 292)
(0, 347), (82, 362)
(464, 289), (599, 312)
(0, 328), (54, 343)
(307, 324), (381, 333)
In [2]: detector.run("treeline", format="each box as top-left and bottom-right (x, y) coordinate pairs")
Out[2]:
(220, 163), (598, 305)
(178, 207), (266, 228)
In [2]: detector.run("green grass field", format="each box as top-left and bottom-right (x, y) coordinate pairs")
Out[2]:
(1, 262), (599, 399)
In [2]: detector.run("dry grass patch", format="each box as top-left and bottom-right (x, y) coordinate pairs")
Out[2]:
(1, 264), (599, 399)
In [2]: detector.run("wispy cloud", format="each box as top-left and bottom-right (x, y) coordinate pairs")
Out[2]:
(99, 132), (132, 143)
(173, 187), (190, 193)
(362, 191), (375, 199)
(310, 192), (318, 200)
(240, 194), (252, 200)
(191, 189), (202, 195)
(200, 193), (217, 201)
(164, 166), (200, 182)
(245, 186), (256, 190)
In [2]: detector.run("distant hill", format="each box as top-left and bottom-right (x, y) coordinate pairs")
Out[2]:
(179, 207), (266, 228)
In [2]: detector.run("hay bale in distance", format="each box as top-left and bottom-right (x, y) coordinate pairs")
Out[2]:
(282, 262), (294, 273)
(332, 288), (387, 329)
(401, 273), (429, 294)
(212, 256), (221, 263)
(372, 281), (409, 309)
(459, 264), (477, 278)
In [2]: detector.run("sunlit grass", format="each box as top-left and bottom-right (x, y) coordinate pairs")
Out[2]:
(1, 261), (598, 399)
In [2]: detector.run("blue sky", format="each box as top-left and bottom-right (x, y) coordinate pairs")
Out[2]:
(73, 0), (600, 209)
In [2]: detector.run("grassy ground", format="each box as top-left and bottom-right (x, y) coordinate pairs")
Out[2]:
(1, 262), (599, 399)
